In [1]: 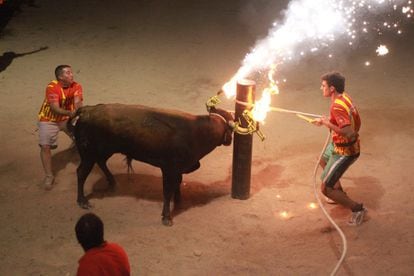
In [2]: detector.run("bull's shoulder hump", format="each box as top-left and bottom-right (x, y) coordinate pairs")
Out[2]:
(80, 103), (197, 118)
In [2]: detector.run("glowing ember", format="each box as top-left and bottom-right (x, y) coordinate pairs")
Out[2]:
(308, 202), (318, 209)
(279, 211), (289, 218)
(376, 44), (389, 55)
(365, 61), (371, 66)
(402, 6), (411, 13)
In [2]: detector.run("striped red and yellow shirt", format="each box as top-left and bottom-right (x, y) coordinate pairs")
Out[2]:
(330, 92), (361, 156)
(38, 80), (83, 122)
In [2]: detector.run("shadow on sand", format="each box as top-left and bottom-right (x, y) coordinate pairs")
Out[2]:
(0, 46), (48, 73)
(81, 160), (285, 218)
(0, 0), (40, 34)
(327, 175), (383, 221)
(51, 145), (79, 175)
(87, 173), (231, 218)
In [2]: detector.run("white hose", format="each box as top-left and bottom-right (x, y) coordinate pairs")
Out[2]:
(269, 106), (322, 118)
(313, 132), (348, 276)
(215, 96), (348, 274)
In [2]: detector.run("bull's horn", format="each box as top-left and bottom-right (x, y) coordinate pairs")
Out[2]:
(71, 115), (80, 126)
(229, 121), (266, 141)
(228, 120), (236, 132)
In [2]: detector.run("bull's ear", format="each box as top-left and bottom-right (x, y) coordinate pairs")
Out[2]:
(223, 129), (233, 146)
(208, 106), (217, 114)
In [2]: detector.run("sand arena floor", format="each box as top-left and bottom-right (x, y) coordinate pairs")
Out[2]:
(1, 0), (414, 275)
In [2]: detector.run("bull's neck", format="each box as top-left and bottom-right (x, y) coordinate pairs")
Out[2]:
(194, 115), (226, 158)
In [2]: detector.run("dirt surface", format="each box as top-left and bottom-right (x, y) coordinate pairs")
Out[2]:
(1, 0), (413, 275)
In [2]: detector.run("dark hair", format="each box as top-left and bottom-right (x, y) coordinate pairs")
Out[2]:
(321, 72), (345, 93)
(75, 213), (104, 251)
(54, 65), (71, 79)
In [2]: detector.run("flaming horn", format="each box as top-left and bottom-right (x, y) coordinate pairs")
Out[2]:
(206, 90), (265, 141)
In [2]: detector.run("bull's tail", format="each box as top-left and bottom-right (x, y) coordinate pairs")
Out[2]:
(125, 156), (134, 175)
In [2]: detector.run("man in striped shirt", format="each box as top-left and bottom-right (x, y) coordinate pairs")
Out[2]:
(38, 65), (83, 190)
(313, 72), (367, 226)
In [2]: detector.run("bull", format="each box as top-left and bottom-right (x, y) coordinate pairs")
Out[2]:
(70, 103), (234, 226)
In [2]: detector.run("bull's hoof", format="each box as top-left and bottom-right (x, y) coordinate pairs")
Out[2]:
(107, 184), (116, 193)
(162, 217), (173, 226)
(78, 200), (93, 209)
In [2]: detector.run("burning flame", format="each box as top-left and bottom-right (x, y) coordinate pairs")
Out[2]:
(252, 64), (280, 122)
(220, 0), (413, 122)
(252, 90), (272, 122)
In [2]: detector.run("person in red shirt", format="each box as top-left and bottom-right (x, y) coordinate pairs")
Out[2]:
(37, 65), (83, 190)
(313, 72), (367, 226)
(75, 213), (131, 276)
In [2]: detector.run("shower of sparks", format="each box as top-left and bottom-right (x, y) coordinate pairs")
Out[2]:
(221, 0), (413, 121)
(376, 44), (389, 55)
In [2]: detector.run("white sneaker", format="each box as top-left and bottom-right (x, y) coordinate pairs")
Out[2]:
(43, 175), (55, 190)
(348, 207), (367, 226)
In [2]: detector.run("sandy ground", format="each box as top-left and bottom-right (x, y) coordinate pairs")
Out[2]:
(1, 0), (414, 275)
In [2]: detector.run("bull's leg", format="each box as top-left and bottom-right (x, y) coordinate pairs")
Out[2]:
(174, 174), (183, 204)
(77, 158), (95, 209)
(97, 158), (116, 188)
(161, 168), (182, 226)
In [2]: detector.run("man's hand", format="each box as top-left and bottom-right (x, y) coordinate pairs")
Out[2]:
(313, 116), (332, 128)
(312, 117), (323, 126)
(68, 110), (77, 118)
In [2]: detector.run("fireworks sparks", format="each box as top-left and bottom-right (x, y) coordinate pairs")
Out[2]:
(376, 44), (390, 55)
(221, 0), (413, 122)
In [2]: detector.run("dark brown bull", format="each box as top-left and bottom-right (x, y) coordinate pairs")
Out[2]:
(70, 104), (234, 226)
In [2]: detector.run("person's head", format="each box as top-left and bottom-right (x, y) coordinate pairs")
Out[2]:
(320, 72), (345, 97)
(55, 65), (73, 87)
(75, 213), (104, 252)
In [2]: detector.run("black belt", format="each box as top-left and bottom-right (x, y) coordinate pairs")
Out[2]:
(335, 139), (357, 147)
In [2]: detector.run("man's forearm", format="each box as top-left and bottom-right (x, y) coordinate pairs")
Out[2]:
(323, 122), (355, 139)
(50, 104), (72, 116)
(75, 101), (83, 110)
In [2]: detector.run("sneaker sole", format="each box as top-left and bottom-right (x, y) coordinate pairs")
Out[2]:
(348, 208), (367, 226)
(43, 177), (55, 190)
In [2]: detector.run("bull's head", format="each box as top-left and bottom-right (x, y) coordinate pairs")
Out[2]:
(209, 107), (234, 146)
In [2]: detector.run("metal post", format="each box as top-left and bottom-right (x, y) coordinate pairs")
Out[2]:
(231, 79), (255, 199)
